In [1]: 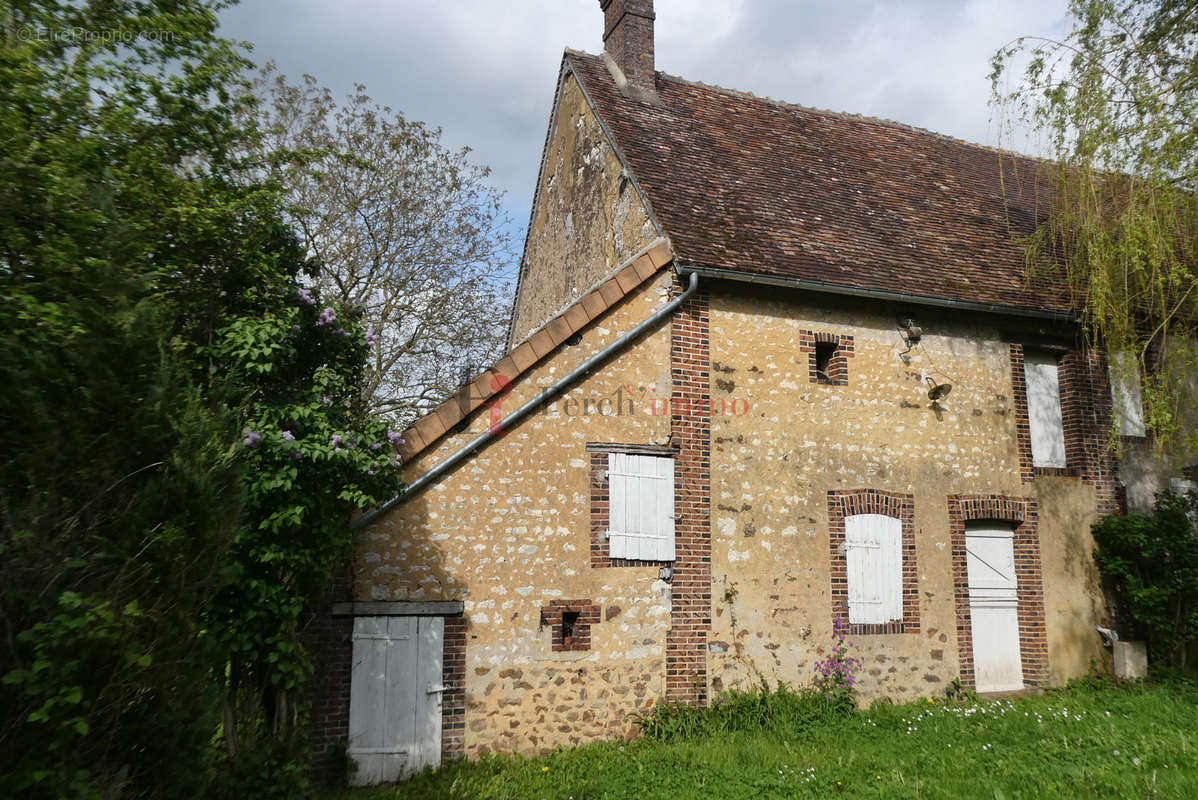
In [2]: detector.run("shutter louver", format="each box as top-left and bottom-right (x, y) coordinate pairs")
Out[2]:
(845, 514), (902, 624)
(608, 452), (674, 561)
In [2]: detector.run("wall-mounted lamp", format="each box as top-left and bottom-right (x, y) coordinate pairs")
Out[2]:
(926, 376), (952, 401)
(899, 317), (923, 355)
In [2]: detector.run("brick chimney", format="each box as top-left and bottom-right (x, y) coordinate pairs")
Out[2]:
(599, 0), (657, 101)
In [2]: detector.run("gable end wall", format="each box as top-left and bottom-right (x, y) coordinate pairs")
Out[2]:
(511, 71), (658, 344)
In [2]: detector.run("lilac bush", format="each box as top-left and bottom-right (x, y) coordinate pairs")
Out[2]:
(813, 616), (865, 708)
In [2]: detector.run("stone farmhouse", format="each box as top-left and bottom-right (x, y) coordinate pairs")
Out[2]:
(309, 0), (1160, 784)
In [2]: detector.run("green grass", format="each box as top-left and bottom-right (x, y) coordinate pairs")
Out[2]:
(334, 678), (1198, 799)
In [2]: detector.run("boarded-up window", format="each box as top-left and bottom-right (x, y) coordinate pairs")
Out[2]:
(1025, 352), (1067, 468)
(607, 452), (674, 561)
(845, 513), (903, 624)
(1109, 351), (1147, 437)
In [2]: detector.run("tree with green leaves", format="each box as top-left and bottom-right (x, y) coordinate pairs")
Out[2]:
(991, 0), (1198, 459)
(0, 2), (401, 796)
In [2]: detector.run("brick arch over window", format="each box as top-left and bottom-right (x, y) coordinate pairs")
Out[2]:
(948, 494), (1048, 690)
(827, 489), (918, 634)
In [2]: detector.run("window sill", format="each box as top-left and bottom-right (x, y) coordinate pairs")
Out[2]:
(842, 620), (917, 635)
(1033, 466), (1080, 478)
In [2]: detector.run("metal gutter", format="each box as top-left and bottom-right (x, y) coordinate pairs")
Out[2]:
(684, 265), (1076, 323)
(351, 270), (700, 530)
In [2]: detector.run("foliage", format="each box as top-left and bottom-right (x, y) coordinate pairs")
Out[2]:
(812, 616), (865, 709)
(206, 287), (403, 792)
(0, 1), (402, 796)
(991, 0), (1198, 457)
(249, 66), (513, 426)
(637, 683), (844, 743)
(333, 681), (1198, 800)
(1092, 489), (1198, 667)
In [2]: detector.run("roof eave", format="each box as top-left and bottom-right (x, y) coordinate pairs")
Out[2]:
(683, 264), (1077, 323)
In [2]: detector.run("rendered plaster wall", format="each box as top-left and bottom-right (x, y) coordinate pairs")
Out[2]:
(358, 272), (675, 756)
(705, 288), (1108, 701)
(511, 72), (657, 344)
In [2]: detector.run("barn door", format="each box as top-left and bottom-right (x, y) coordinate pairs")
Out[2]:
(348, 616), (444, 785)
(965, 524), (1023, 693)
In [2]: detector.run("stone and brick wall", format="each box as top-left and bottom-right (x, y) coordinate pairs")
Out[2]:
(705, 287), (1107, 702)
(360, 270), (676, 757)
(336, 274), (1116, 766)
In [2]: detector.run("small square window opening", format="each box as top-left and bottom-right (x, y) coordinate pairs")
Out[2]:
(814, 341), (837, 383)
(561, 610), (579, 641)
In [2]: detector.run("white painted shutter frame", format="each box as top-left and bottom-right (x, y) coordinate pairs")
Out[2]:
(1025, 352), (1068, 468)
(844, 514), (903, 624)
(1109, 351), (1147, 437)
(608, 452), (675, 561)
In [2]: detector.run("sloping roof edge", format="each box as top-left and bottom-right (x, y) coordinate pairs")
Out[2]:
(399, 239), (674, 463)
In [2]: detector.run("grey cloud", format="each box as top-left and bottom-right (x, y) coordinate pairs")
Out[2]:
(220, 0), (1071, 249)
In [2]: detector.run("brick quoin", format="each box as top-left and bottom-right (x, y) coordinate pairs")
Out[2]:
(665, 276), (712, 704)
(305, 567), (353, 783)
(441, 616), (467, 760)
(827, 489), (919, 635)
(948, 495), (1048, 691)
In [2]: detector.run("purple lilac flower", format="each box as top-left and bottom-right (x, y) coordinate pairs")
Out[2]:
(282, 430), (295, 441)
(335, 328), (349, 337)
(387, 429), (404, 446)
(365, 327), (379, 347)
(331, 434), (344, 450)
(370, 442), (381, 451)
(367, 461), (378, 476)
(242, 430), (261, 448)
(321, 395), (332, 406)
(317, 307), (337, 326)
(296, 288), (316, 306)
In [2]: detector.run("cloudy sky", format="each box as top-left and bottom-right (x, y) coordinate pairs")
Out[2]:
(219, 0), (1072, 248)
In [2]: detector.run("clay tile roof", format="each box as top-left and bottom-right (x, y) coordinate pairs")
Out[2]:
(566, 51), (1074, 316)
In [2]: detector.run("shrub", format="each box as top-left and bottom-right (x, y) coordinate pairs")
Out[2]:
(1092, 489), (1198, 668)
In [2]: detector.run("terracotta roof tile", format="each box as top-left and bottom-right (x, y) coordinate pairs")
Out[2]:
(567, 51), (1073, 315)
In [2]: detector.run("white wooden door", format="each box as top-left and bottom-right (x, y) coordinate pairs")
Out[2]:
(965, 524), (1023, 692)
(348, 616), (444, 785)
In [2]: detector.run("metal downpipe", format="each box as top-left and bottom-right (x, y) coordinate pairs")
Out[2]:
(350, 270), (699, 530)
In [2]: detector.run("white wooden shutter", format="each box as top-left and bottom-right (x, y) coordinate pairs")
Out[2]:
(844, 514), (902, 624)
(1025, 352), (1067, 468)
(608, 452), (675, 561)
(1108, 351), (1147, 437)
